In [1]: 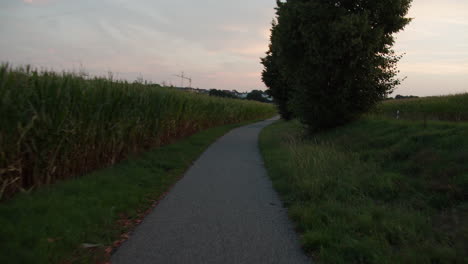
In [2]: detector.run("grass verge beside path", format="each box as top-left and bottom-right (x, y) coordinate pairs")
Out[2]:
(0, 119), (263, 264)
(260, 118), (468, 264)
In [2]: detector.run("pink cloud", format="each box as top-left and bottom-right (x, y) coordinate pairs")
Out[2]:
(232, 44), (268, 56)
(218, 25), (249, 34)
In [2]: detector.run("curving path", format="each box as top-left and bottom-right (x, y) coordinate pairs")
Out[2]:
(111, 117), (310, 264)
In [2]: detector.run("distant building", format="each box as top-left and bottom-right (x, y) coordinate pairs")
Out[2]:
(261, 93), (273, 102)
(233, 91), (248, 99)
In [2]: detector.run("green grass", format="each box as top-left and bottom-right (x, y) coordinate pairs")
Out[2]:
(0, 120), (259, 263)
(0, 64), (276, 198)
(260, 118), (468, 264)
(374, 93), (468, 121)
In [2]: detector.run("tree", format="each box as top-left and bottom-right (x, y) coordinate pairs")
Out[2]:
(209, 89), (236, 98)
(261, 49), (294, 120)
(262, 0), (412, 131)
(261, 15), (300, 121)
(246, 90), (268, 103)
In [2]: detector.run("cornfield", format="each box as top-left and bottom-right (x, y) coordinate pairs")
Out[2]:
(0, 64), (276, 198)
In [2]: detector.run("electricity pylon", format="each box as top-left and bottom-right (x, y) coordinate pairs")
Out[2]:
(174, 72), (192, 88)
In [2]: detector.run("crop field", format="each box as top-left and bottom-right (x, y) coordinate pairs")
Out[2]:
(0, 121), (258, 263)
(260, 95), (468, 263)
(373, 93), (468, 121)
(0, 64), (276, 199)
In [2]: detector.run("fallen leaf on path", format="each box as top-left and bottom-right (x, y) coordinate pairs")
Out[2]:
(81, 243), (102, 248)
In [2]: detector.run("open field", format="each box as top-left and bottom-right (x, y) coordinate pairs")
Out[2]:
(374, 93), (468, 122)
(260, 115), (468, 263)
(0, 64), (276, 198)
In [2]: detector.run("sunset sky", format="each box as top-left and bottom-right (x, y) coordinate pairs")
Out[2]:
(1, 0), (467, 96)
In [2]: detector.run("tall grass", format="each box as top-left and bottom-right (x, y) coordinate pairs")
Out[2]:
(373, 93), (468, 121)
(0, 64), (276, 198)
(260, 119), (468, 263)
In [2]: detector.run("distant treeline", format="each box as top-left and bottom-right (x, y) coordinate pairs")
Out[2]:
(159, 87), (272, 103)
(208, 89), (272, 103)
(386, 94), (419, 100)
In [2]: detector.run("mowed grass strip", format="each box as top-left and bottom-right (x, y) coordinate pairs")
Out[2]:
(0, 120), (260, 264)
(260, 119), (468, 264)
(0, 64), (276, 198)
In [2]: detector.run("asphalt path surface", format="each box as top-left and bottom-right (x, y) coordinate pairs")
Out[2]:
(111, 117), (310, 264)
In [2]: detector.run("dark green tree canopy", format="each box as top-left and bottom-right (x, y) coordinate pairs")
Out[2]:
(209, 89), (236, 98)
(261, 48), (294, 120)
(246, 90), (270, 103)
(261, 0), (412, 131)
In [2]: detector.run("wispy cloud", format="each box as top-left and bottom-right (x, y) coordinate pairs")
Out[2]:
(392, 0), (468, 95)
(218, 25), (249, 34)
(22, 0), (55, 5)
(1, 0), (467, 95)
(399, 62), (468, 75)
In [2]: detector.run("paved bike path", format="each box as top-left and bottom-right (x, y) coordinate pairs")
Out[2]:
(111, 117), (310, 264)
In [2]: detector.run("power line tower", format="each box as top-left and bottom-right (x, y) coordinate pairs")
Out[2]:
(174, 72), (192, 88)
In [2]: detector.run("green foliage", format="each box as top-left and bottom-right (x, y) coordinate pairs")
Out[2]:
(208, 89), (236, 98)
(393, 94), (419, 100)
(260, 119), (468, 263)
(261, 0), (412, 131)
(0, 121), (253, 263)
(0, 64), (276, 198)
(246, 89), (269, 103)
(261, 49), (294, 120)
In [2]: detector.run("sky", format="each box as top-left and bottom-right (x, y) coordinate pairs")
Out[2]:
(0, 0), (467, 96)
